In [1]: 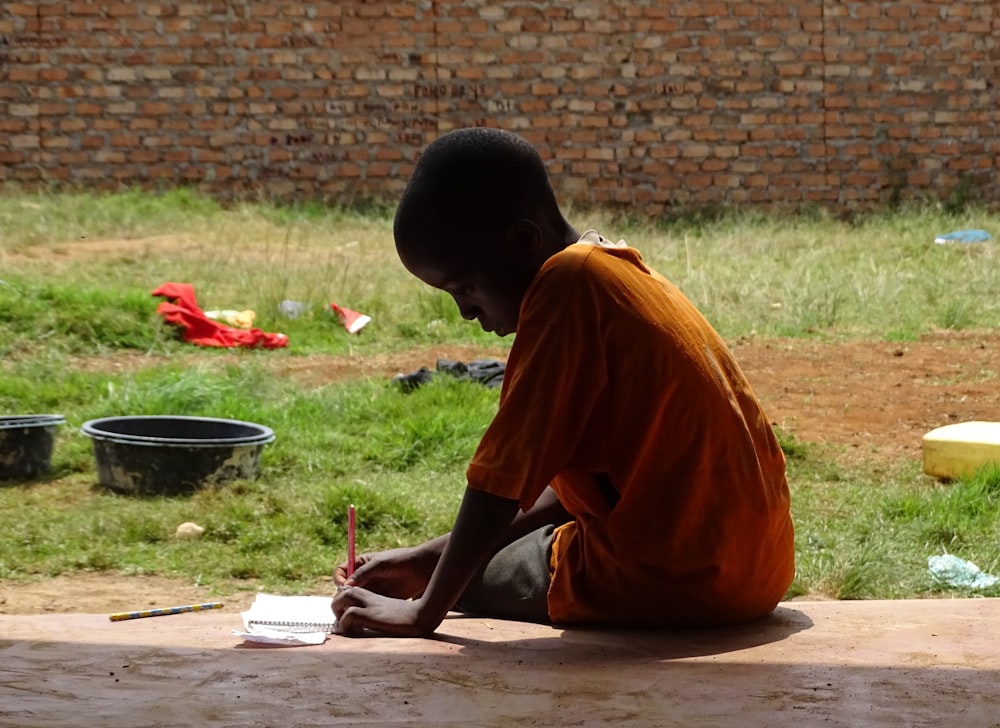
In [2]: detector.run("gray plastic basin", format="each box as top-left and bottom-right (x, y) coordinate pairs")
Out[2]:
(81, 415), (275, 496)
(0, 414), (66, 481)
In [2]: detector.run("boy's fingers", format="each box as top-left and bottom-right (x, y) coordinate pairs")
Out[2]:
(336, 607), (366, 636)
(345, 555), (380, 586)
(332, 585), (364, 615)
(333, 587), (375, 635)
(333, 554), (373, 587)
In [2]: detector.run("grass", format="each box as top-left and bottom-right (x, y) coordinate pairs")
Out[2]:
(638, 206), (1000, 339)
(0, 364), (492, 593)
(0, 189), (496, 357)
(2, 189), (998, 353)
(1, 188), (998, 600)
(786, 441), (1000, 600)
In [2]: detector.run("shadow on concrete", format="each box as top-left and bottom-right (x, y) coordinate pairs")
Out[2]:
(433, 605), (814, 662)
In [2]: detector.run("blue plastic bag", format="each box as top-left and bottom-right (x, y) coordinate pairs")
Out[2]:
(933, 229), (992, 245)
(927, 554), (998, 589)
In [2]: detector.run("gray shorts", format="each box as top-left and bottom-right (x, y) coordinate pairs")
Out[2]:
(455, 524), (555, 624)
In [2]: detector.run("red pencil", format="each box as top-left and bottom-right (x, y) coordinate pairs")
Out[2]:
(347, 504), (356, 578)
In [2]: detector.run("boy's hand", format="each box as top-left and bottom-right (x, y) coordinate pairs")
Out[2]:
(333, 544), (441, 601)
(333, 587), (433, 637)
(334, 488), (520, 638)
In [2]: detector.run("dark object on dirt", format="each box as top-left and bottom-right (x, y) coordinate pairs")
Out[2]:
(394, 366), (435, 392)
(0, 415), (65, 481)
(81, 416), (275, 496)
(394, 358), (506, 392)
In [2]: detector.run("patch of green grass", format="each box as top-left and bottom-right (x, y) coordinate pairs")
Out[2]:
(0, 188), (500, 357)
(0, 187), (221, 248)
(2, 190), (999, 358)
(938, 298), (975, 331)
(628, 205), (999, 338)
(0, 278), (162, 357)
(788, 460), (1000, 600)
(775, 427), (810, 463)
(0, 369), (488, 591)
(884, 328), (921, 343)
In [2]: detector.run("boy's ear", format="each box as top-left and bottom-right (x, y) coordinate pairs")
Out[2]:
(504, 218), (543, 254)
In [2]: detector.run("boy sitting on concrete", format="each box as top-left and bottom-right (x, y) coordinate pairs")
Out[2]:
(333, 128), (794, 635)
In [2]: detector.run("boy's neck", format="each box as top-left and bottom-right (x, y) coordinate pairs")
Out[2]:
(562, 224), (581, 248)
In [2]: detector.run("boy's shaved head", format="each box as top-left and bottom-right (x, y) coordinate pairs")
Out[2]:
(393, 128), (578, 338)
(393, 127), (566, 252)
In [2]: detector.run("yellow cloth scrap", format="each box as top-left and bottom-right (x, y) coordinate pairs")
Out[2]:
(203, 309), (256, 329)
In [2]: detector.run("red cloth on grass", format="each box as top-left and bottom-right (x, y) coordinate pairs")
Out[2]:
(152, 283), (288, 349)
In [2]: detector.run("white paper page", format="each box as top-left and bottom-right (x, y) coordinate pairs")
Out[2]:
(240, 593), (336, 632)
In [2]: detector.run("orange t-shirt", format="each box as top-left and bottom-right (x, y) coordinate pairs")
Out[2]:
(466, 232), (794, 627)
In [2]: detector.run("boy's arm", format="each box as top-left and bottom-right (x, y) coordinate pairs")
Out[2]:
(336, 485), (571, 591)
(334, 486), (520, 637)
(501, 485), (572, 545)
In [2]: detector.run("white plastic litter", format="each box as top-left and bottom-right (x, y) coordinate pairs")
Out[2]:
(277, 300), (309, 318)
(927, 554), (999, 589)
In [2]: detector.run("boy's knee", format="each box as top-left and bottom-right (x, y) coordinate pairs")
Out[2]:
(456, 525), (554, 623)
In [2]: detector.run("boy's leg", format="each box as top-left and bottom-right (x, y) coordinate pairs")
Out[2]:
(454, 524), (554, 623)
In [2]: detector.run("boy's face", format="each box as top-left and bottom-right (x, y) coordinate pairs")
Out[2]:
(399, 233), (540, 337)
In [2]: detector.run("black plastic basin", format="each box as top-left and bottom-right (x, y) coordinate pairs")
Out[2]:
(81, 415), (275, 496)
(0, 414), (65, 481)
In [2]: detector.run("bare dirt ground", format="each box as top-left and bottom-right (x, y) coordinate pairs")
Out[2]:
(3, 329), (998, 615)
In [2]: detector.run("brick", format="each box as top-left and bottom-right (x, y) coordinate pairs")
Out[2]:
(141, 102), (172, 115)
(0, 119), (28, 133)
(10, 135), (41, 149)
(107, 4), (138, 17)
(111, 134), (140, 147)
(38, 103), (70, 115)
(92, 150), (125, 164)
(129, 118), (159, 131)
(107, 68), (139, 82)
(39, 68), (71, 82)
(9, 104), (39, 117)
(7, 69), (39, 83)
(0, 150), (27, 165)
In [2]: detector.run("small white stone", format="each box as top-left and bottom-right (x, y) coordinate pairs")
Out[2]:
(175, 522), (205, 540)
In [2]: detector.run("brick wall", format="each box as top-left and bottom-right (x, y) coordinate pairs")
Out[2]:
(1, 1), (997, 213)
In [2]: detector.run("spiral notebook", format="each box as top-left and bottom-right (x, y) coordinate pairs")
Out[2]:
(240, 593), (337, 634)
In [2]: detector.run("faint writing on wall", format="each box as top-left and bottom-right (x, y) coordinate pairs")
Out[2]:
(1, 27), (69, 66)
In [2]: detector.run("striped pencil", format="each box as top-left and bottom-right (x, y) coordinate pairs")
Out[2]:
(109, 602), (224, 622)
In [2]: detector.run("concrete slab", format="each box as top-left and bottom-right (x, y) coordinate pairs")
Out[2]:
(1, 599), (998, 727)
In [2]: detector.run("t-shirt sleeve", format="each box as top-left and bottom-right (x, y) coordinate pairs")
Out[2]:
(466, 249), (609, 510)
